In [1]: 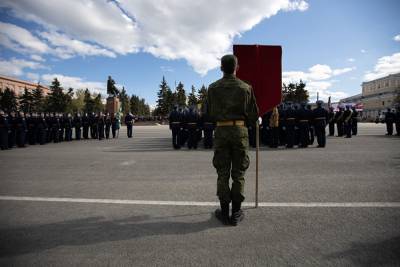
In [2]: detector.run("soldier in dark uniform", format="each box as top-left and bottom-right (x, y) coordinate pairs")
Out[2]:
(45, 113), (52, 142)
(202, 107), (215, 149)
(125, 112), (134, 138)
(351, 106), (358, 135)
(186, 106), (200, 149)
(16, 111), (27, 147)
(312, 101), (328, 147)
(89, 112), (97, 139)
(395, 106), (400, 136)
(8, 111), (17, 148)
(169, 105), (182, 149)
(105, 113), (111, 139)
(335, 107), (344, 137)
(0, 110), (10, 150)
(306, 104), (315, 145)
(74, 113), (82, 140)
(293, 104), (301, 146)
(207, 54), (258, 226)
(179, 108), (188, 146)
(261, 110), (271, 146)
(328, 107), (335, 136)
(385, 108), (395, 135)
(278, 104), (286, 147)
(111, 113), (118, 138)
(64, 113), (73, 141)
(97, 113), (105, 140)
(269, 107), (279, 148)
(26, 112), (36, 145)
(82, 113), (90, 139)
(58, 113), (65, 142)
(285, 103), (296, 148)
(297, 103), (310, 148)
(37, 113), (48, 145)
(52, 113), (61, 143)
(343, 106), (353, 138)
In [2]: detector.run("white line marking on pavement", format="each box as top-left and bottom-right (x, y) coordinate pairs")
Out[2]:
(0, 196), (400, 207)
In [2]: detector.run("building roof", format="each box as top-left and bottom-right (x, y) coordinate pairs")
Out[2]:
(0, 74), (49, 90)
(362, 72), (400, 85)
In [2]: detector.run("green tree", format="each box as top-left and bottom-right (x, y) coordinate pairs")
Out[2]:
(175, 81), (186, 107)
(93, 93), (104, 113)
(282, 80), (309, 103)
(294, 80), (309, 103)
(31, 85), (44, 112)
(45, 78), (70, 112)
(188, 85), (198, 107)
(19, 87), (34, 113)
(70, 89), (85, 113)
(119, 87), (130, 115)
(155, 76), (173, 116)
(0, 87), (18, 112)
(197, 85), (208, 106)
(130, 94), (140, 115)
(83, 89), (95, 113)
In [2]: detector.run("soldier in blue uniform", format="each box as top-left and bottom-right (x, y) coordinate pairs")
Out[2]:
(125, 112), (134, 138)
(8, 111), (17, 148)
(64, 113), (73, 141)
(261, 110), (271, 146)
(82, 113), (90, 139)
(351, 107), (358, 136)
(335, 107), (344, 137)
(37, 113), (48, 145)
(307, 104), (314, 145)
(298, 103), (310, 148)
(343, 106), (353, 138)
(202, 110), (215, 149)
(74, 113), (82, 140)
(285, 103), (296, 148)
(328, 107), (335, 136)
(186, 106), (200, 149)
(16, 111), (27, 147)
(385, 108), (395, 135)
(97, 113), (105, 140)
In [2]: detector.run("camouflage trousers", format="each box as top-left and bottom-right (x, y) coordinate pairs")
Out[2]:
(213, 126), (250, 203)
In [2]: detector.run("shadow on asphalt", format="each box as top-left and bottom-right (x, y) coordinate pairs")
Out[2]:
(0, 213), (224, 258)
(324, 236), (400, 266)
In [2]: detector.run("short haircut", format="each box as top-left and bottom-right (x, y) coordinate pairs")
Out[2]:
(221, 54), (238, 74)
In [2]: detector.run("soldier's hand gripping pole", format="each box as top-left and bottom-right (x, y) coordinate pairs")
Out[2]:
(255, 119), (260, 208)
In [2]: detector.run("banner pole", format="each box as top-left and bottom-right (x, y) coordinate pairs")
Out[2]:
(255, 119), (259, 208)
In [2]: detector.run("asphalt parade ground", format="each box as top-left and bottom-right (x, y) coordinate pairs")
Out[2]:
(0, 123), (399, 266)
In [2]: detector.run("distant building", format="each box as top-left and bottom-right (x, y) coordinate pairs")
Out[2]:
(339, 73), (400, 120)
(0, 75), (50, 96)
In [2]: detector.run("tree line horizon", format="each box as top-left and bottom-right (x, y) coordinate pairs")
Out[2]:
(0, 76), (309, 117)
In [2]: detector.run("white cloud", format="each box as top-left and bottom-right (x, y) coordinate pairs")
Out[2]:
(0, 58), (46, 76)
(347, 58), (355, 62)
(41, 73), (106, 95)
(361, 49), (367, 53)
(394, 35), (400, 42)
(364, 52), (400, 81)
(26, 72), (40, 82)
(39, 31), (116, 59)
(0, 0), (309, 74)
(30, 54), (45, 62)
(0, 22), (49, 54)
(283, 64), (355, 101)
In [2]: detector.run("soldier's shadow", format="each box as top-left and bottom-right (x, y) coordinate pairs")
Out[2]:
(0, 213), (221, 258)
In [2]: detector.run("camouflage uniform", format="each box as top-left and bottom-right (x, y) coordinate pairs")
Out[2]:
(207, 56), (258, 207)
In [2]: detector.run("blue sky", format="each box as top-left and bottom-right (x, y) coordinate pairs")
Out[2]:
(0, 0), (399, 106)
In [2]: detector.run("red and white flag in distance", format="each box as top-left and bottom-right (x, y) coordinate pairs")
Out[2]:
(233, 44), (282, 116)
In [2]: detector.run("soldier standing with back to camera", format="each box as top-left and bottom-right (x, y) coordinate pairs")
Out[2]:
(343, 105), (353, 138)
(207, 54), (258, 226)
(74, 113), (82, 140)
(105, 113), (112, 139)
(395, 105), (400, 136)
(169, 105), (182, 149)
(335, 107), (344, 137)
(351, 106), (358, 135)
(328, 107), (335, 136)
(0, 110), (10, 150)
(385, 108), (395, 135)
(312, 100), (329, 147)
(82, 113), (90, 139)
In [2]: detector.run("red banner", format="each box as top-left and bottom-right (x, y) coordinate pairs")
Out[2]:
(233, 45), (282, 116)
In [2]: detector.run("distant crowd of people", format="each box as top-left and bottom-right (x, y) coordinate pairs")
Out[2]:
(375, 108), (400, 136)
(0, 110), (123, 150)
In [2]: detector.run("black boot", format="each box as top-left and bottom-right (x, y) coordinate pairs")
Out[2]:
(215, 201), (230, 225)
(231, 202), (244, 226)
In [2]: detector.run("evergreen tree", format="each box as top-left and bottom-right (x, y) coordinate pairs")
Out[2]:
(70, 89), (85, 113)
(175, 81), (186, 107)
(45, 78), (69, 112)
(31, 85), (44, 112)
(294, 80), (309, 103)
(83, 88), (95, 113)
(130, 94), (140, 115)
(119, 87), (130, 115)
(0, 87), (18, 112)
(188, 85), (198, 107)
(155, 76), (173, 116)
(197, 85), (208, 106)
(130, 94), (151, 116)
(19, 87), (34, 113)
(93, 93), (104, 112)
(282, 80), (309, 103)
(65, 87), (74, 113)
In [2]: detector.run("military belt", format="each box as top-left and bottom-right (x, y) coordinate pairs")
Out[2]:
(187, 123), (197, 125)
(286, 118), (295, 120)
(216, 120), (245, 127)
(315, 117), (326, 120)
(170, 122), (180, 124)
(299, 120), (308, 122)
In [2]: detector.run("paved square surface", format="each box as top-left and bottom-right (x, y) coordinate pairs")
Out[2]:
(0, 123), (399, 266)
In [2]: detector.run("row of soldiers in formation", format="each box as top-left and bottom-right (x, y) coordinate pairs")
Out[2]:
(0, 110), (134, 150)
(380, 108), (400, 136)
(168, 101), (343, 150)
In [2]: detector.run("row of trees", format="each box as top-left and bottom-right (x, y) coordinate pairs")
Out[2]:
(154, 76), (208, 116)
(0, 78), (151, 116)
(282, 80), (309, 103)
